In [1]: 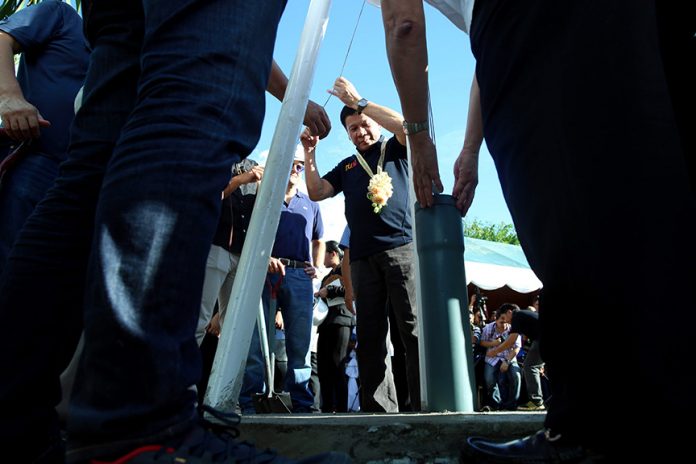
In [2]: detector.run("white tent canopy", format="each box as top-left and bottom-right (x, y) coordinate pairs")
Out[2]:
(464, 237), (542, 293)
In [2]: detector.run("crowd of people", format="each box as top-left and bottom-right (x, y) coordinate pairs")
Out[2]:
(0, 1), (693, 463)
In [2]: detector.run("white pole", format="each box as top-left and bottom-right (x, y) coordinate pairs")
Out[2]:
(405, 141), (427, 411)
(204, 0), (332, 412)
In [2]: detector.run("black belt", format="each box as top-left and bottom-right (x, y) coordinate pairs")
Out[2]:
(278, 258), (310, 269)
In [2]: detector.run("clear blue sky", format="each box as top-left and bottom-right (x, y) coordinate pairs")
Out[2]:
(252, 0), (513, 240)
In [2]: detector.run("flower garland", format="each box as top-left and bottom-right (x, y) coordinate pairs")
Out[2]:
(367, 171), (393, 213)
(355, 140), (393, 214)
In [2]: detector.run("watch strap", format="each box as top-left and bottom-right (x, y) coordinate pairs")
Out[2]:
(402, 120), (429, 136)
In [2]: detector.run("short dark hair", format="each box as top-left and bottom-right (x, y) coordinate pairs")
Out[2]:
(325, 240), (344, 259)
(495, 303), (520, 319)
(340, 105), (358, 128)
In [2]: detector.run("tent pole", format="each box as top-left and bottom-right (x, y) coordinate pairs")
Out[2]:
(204, 0), (332, 412)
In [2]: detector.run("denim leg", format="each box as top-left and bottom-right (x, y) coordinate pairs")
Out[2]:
(502, 362), (522, 410)
(278, 269), (314, 411)
(0, 0), (143, 448)
(68, 0), (285, 440)
(238, 321), (267, 413)
(482, 363), (501, 409)
(1, 0), (286, 445)
(0, 153), (60, 274)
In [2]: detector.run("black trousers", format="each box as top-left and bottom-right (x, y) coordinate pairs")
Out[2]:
(317, 324), (351, 412)
(471, 0), (695, 455)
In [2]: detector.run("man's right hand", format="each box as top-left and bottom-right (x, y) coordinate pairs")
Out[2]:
(268, 257), (286, 276)
(300, 127), (319, 156)
(241, 165), (264, 184)
(0, 94), (50, 140)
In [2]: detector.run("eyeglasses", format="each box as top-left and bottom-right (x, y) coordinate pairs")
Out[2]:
(292, 163), (305, 173)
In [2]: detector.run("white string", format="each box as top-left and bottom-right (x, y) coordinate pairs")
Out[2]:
(321, 0), (368, 108)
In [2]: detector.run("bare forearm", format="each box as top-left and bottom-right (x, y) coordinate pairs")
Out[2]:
(360, 101), (405, 144)
(312, 240), (324, 267)
(304, 151), (334, 201)
(463, 74), (484, 153)
(381, 0), (429, 137)
(0, 39), (21, 97)
(266, 60), (287, 102)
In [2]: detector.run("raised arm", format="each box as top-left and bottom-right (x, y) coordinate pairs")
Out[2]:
(379, 0), (443, 208)
(267, 60), (331, 139)
(300, 128), (335, 201)
(329, 76), (406, 146)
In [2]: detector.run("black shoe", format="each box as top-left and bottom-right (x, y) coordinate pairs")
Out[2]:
(463, 429), (604, 463)
(32, 434), (66, 464)
(67, 405), (350, 463)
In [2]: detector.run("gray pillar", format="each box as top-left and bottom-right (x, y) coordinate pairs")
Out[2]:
(415, 194), (475, 412)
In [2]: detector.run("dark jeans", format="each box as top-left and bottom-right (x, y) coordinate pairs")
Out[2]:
(0, 152), (60, 275)
(351, 242), (420, 412)
(471, 0), (696, 455)
(0, 0), (285, 450)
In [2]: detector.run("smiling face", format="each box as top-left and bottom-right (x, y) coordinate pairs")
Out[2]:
(344, 113), (382, 151)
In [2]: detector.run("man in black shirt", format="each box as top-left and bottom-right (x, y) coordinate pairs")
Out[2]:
(303, 77), (420, 413)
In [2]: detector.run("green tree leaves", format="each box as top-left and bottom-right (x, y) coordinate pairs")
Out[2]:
(463, 219), (519, 245)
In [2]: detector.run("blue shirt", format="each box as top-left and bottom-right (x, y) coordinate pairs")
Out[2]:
(339, 225), (350, 250)
(272, 190), (323, 263)
(0, 1), (89, 161)
(323, 136), (412, 261)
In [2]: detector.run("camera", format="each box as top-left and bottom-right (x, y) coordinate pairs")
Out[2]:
(474, 293), (488, 312)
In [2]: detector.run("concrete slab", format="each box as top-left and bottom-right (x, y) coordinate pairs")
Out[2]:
(237, 412), (545, 463)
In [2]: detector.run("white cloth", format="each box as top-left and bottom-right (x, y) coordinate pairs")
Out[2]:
(367, 0), (474, 34)
(425, 0), (474, 33)
(310, 297), (329, 352)
(345, 350), (360, 412)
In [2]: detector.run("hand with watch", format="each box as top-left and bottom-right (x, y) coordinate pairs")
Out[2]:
(329, 76), (368, 113)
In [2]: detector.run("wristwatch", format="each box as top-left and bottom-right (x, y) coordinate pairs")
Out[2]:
(356, 98), (369, 114)
(402, 120), (429, 136)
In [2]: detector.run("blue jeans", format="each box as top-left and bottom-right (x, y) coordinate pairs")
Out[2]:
(483, 360), (521, 410)
(0, 0), (285, 449)
(240, 268), (314, 412)
(0, 152), (59, 275)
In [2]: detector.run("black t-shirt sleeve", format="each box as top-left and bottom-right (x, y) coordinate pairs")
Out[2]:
(387, 135), (407, 160)
(323, 157), (352, 195)
(510, 310), (540, 340)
